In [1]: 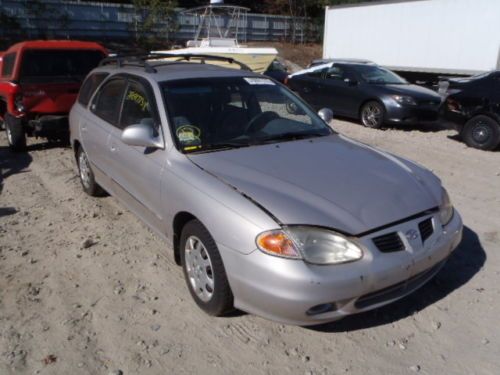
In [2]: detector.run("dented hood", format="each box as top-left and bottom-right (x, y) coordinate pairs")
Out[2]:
(188, 135), (442, 235)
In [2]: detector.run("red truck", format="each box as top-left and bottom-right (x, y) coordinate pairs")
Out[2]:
(0, 40), (107, 151)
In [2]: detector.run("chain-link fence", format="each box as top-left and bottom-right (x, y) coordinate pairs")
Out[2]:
(0, 0), (321, 46)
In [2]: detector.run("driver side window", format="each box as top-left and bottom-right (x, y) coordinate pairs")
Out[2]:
(120, 81), (155, 130)
(326, 65), (345, 80)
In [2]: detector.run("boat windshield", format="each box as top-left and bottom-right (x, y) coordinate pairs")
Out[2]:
(161, 76), (332, 153)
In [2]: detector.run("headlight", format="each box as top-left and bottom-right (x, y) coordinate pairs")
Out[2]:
(256, 227), (363, 265)
(392, 95), (417, 106)
(439, 188), (454, 226)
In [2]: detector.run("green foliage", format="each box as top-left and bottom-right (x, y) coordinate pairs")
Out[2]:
(131, 0), (178, 48)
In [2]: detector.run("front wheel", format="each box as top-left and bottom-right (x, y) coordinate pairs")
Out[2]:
(360, 101), (385, 129)
(180, 219), (233, 316)
(461, 115), (500, 151)
(5, 114), (26, 152)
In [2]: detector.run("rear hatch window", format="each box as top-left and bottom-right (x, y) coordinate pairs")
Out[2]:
(19, 49), (104, 84)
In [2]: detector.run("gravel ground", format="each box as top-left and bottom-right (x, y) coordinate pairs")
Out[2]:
(0, 120), (499, 375)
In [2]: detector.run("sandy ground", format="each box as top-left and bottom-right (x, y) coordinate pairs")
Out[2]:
(249, 42), (322, 69)
(0, 120), (499, 375)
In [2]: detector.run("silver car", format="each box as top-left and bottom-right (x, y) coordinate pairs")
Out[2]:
(69, 55), (463, 326)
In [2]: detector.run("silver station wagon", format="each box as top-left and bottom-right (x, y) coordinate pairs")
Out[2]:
(69, 54), (463, 325)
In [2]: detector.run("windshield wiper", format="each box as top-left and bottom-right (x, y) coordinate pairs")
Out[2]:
(190, 141), (251, 153)
(257, 132), (328, 144)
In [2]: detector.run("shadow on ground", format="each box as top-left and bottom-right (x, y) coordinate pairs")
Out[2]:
(308, 226), (486, 332)
(334, 116), (451, 133)
(0, 145), (32, 195)
(446, 133), (500, 151)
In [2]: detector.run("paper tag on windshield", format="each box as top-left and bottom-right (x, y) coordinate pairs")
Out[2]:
(244, 77), (275, 85)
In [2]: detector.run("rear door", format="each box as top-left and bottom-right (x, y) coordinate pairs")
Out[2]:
(84, 76), (127, 178)
(106, 76), (166, 234)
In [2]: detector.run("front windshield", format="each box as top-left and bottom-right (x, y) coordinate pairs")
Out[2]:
(354, 65), (407, 85)
(162, 77), (332, 153)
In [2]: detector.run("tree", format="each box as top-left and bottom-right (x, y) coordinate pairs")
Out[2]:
(131, 0), (178, 48)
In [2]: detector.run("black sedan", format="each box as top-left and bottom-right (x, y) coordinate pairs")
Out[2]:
(441, 71), (500, 151)
(286, 61), (442, 129)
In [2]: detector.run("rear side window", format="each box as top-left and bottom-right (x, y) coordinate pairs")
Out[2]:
(2, 53), (16, 77)
(91, 78), (127, 125)
(19, 49), (104, 84)
(78, 73), (109, 106)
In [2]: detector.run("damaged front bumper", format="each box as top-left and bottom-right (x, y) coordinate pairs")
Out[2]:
(219, 209), (463, 326)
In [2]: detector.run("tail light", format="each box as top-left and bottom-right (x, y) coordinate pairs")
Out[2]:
(14, 94), (25, 113)
(284, 76), (289, 86)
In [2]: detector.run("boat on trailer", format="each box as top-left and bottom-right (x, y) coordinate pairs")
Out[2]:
(154, 0), (278, 73)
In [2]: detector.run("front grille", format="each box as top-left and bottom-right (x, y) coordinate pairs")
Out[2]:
(372, 232), (405, 253)
(418, 218), (434, 243)
(354, 259), (447, 309)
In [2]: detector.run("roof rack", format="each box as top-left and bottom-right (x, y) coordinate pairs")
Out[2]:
(98, 53), (252, 73)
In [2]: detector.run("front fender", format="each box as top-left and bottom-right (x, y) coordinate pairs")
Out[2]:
(162, 151), (279, 254)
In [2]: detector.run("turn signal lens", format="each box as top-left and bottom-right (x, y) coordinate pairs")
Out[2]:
(256, 230), (301, 259)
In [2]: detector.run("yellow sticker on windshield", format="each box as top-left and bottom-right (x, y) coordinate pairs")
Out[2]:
(184, 145), (202, 151)
(176, 125), (201, 145)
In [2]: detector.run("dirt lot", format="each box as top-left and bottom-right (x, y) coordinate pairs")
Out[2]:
(0, 120), (499, 375)
(248, 42), (322, 69)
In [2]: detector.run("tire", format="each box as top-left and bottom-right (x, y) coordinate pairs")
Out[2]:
(76, 146), (104, 196)
(461, 115), (500, 151)
(360, 101), (385, 129)
(5, 114), (26, 152)
(180, 219), (233, 316)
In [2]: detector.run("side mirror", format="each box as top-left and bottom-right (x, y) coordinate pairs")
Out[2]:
(121, 122), (164, 149)
(318, 108), (334, 124)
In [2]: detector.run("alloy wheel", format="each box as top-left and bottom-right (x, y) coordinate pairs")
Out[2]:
(78, 151), (92, 190)
(184, 235), (215, 302)
(362, 103), (383, 128)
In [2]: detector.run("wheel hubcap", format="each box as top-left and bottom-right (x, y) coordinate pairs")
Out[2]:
(472, 123), (490, 143)
(362, 105), (382, 127)
(6, 124), (13, 145)
(184, 236), (214, 302)
(78, 151), (92, 189)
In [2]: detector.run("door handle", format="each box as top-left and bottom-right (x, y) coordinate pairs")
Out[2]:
(81, 124), (87, 132)
(110, 144), (117, 152)
(303, 87), (311, 93)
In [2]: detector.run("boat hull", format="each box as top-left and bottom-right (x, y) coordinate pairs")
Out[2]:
(154, 47), (278, 73)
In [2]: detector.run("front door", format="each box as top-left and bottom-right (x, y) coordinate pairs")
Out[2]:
(319, 64), (360, 117)
(106, 77), (167, 236)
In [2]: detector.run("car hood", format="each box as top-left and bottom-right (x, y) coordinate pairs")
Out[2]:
(378, 84), (441, 100)
(188, 135), (441, 235)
